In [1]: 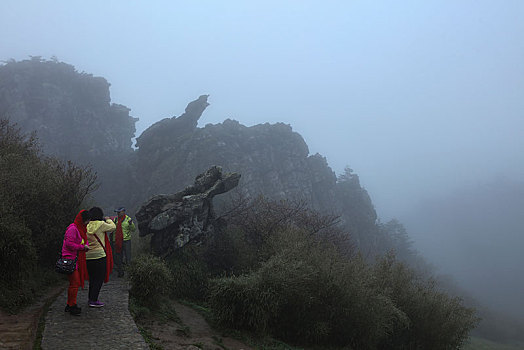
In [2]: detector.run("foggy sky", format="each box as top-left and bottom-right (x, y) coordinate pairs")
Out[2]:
(1, 1), (524, 232)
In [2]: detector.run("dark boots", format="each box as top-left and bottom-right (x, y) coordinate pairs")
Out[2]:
(65, 304), (82, 315)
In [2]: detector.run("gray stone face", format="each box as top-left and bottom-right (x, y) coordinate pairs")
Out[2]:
(135, 166), (240, 255)
(0, 59), (381, 254)
(0, 58), (138, 209)
(0, 58), (137, 161)
(132, 96), (341, 217)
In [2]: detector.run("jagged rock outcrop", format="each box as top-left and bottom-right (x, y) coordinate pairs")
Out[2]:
(0, 58), (137, 162)
(133, 96), (341, 216)
(0, 58), (138, 206)
(135, 166), (241, 255)
(136, 94), (209, 153)
(0, 58), (381, 254)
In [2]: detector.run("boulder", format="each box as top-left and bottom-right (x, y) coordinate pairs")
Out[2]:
(135, 166), (240, 255)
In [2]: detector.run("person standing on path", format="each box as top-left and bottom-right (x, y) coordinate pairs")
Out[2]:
(112, 207), (135, 277)
(61, 209), (91, 315)
(85, 207), (115, 307)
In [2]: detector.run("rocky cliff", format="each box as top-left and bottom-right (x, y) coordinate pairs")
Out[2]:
(0, 58), (381, 253)
(0, 58), (138, 206)
(134, 95), (339, 214)
(0, 57), (137, 161)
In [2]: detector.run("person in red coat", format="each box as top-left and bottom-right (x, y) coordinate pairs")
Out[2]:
(61, 210), (90, 315)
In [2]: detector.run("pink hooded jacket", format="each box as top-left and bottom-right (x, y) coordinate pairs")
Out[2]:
(61, 223), (87, 268)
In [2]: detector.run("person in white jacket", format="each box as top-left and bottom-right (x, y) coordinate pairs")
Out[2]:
(86, 207), (116, 308)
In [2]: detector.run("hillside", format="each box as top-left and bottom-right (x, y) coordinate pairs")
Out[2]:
(5, 57), (522, 347)
(0, 58), (388, 256)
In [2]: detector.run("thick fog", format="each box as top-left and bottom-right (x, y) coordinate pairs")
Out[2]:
(2, 1), (524, 318)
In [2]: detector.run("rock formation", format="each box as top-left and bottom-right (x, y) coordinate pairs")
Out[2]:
(133, 95), (341, 216)
(0, 58), (382, 254)
(135, 166), (241, 255)
(0, 58), (138, 207)
(0, 57), (137, 162)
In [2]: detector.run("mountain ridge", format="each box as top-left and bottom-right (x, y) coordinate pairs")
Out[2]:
(0, 58), (389, 256)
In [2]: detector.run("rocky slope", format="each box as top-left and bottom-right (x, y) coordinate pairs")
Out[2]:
(0, 58), (381, 253)
(0, 57), (137, 206)
(135, 94), (338, 213)
(0, 57), (136, 161)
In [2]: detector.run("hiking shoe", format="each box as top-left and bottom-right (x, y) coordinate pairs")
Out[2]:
(88, 300), (105, 308)
(64, 304), (70, 312)
(68, 304), (81, 315)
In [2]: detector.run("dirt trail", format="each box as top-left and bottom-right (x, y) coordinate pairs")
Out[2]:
(0, 283), (65, 350)
(140, 301), (253, 350)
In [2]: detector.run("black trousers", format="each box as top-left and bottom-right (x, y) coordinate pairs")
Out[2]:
(115, 240), (132, 275)
(86, 257), (106, 302)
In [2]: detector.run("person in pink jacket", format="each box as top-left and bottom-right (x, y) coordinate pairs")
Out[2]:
(61, 210), (91, 315)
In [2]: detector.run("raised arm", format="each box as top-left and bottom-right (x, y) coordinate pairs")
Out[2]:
(100, 218), (116, 232)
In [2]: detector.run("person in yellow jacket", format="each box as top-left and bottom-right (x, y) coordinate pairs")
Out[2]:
(86, 207), (116, 307)
(113, 207), (136, 277)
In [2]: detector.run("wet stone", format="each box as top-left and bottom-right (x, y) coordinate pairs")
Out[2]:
(41, 275), (148, 349)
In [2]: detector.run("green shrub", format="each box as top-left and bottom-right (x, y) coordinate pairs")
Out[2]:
(129, 298), (152, 320)
(0, 265), (64, 313)
(128, 254), (172, 308)
(147, 196), (477, 349)
(0, 120), (97, 263)
(0, 214), (36, 281)
(209, 224), (477, 348)
(209, 228), (405, 348)
(167, 247), (210, 300)
(202, 226), (258, 275)
(373, 253), (479, 349)
(0, 282), (36, 313)
(0, 119), (97, 311)
(209, 264), (283, 334)
(220, 196), (348, 271)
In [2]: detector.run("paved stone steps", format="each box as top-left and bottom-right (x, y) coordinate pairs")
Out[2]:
(41, 276), (148, 349)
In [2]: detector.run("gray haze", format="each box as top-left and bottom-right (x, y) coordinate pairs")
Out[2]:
(2, 1), (524, 313)
(404, 178), (524, 321)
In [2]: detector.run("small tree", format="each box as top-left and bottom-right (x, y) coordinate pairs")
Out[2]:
(212, 195), (350, 274)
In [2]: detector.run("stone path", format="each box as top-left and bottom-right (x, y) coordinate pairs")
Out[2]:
(41, 275), (149, 349)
